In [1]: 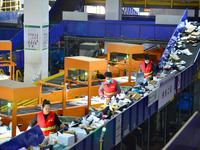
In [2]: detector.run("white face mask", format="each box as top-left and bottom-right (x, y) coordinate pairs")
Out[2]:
(145, 60), (150, 64)
(106, 79), (111, 83)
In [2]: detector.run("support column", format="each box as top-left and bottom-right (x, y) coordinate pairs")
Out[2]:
(24, 0), (49, 83)
(12, 100), (17, 137)
(105, 0), (122, 20)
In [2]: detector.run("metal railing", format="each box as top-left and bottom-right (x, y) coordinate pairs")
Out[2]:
(38, 81), (67, 115)
(0, 69), (4, 74)
(15, 69), (23, 82)
(86, 0), (200, 8)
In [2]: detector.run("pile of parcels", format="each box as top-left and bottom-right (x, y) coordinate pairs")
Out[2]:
(162, 21), (200, 75)
(0, 74), (10, 80)
(27, 79), (160, 150)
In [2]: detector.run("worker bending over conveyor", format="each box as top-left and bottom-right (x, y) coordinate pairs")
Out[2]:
(98, 72), (121, 99)
(28, 100), (66, 136)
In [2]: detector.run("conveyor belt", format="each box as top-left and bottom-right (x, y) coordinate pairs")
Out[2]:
(0, 22), (18, 28)
(178, 42), (200, 69)
(42, 75), (102, 94)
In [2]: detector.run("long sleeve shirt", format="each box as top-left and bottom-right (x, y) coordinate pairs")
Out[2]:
(98, 79), (121, 98)
(29, 112), (62, 127)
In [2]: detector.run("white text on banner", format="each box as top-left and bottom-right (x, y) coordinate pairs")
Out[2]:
(158, 72), (175, 109)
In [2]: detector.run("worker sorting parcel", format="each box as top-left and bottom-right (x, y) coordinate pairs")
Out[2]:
(28, 100), (67, 136)
(139, 54), (156, 80)
(98, 71), (121, 100)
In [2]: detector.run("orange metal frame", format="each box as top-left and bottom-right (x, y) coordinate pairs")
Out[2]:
(0, 80), (38, 137)
(107, 43), (144, 85)
(0, 53), (136, 138)
(38, 81), (67, 116)
(0, 40), (16, 80)
(0, 80), (104, 137)
(64, 56), (107, 112)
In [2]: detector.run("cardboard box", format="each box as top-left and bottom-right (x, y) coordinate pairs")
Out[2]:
(127, 91), (136, 95)
(79, 124), (95, 131)
(28, 146), (40, 150)
(185, 28), (194, 34)
(29, 145), (54, 150)
(191, 32), (200, 36)
(170, 54), (181, 62)
(149, 81), (157, 87)
(131, 91), (141, 101)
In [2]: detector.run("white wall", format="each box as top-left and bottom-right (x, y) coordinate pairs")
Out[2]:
(105, 0), (122, 20)
(150, 9), (195, 17)
(63, 11), (88, 21)
(156, 15), (182, 25)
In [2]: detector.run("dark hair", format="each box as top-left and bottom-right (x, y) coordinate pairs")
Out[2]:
(144, 54), (150, 60)
(104, 72), (112, 77)
(42, 99), (51, 107)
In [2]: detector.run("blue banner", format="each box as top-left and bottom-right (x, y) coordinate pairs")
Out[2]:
(0, 125), (44, 150)
(159, 8), (188, 69)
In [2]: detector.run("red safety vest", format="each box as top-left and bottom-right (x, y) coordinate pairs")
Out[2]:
(103, 79), (117, 98)
(141, 61), (153, 78)
(37, 111), (56, 136)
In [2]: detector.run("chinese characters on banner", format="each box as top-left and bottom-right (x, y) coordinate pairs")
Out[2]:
(158, 72), (175, 109)
(115, 114), (122, 145)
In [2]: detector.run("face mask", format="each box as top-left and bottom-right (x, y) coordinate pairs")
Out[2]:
(106, 79), (111, 83)
(145, 61), (149, 64)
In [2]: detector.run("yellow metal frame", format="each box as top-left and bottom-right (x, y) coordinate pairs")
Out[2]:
(85, 0), (200, 8)
(32, 71), (64, 85)
(2, 0), (20, 11)
(16, 70), (23, 82)
(0, 69), (4, 74)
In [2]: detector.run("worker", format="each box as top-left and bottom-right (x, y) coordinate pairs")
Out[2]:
(28, 99), (66, 136)
(139, 54), (156, 80)
(98, 72), (121, 99)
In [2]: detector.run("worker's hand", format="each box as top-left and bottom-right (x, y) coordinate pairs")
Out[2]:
(101, 97), (105, 100)
(60, 123), (65, 129)
(63, 124), (69, 131)
(109, 95), (114, 100)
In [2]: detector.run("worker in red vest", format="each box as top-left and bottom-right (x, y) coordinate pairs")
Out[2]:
(139, 54), (156, 80)
(98, 72), (121, 99)
(28, 100), (66, 136)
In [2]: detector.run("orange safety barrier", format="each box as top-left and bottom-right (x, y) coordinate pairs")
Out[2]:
(107, 43), (144, 85)
(38, 81), (67, 116)
(0, 41), (16, 80)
